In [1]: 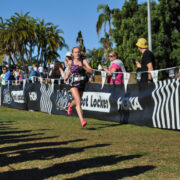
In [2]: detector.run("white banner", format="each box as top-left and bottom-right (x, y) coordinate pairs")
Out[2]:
(11, 90), (25, 103)
(81, 92), (111, 112)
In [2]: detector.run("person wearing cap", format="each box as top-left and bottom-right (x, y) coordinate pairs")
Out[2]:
(135, 38), (155, 83)
(61, 52), (72, 79)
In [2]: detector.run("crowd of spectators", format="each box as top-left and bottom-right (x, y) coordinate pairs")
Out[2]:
(0, 61), (66, 85)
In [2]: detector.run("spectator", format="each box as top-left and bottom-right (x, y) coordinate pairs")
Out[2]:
(0, 66), (7, 85)
(38, 64), (44, 78)
(2, 66), (14, 85)
(49, 63), (54, 77)
(29, 66), (38, 82)
(50, 61), (61, 79)
(13, 67), (20, 80)
(135, 38), (155, 83)
(33, 64), (38, 72)
(19, 66), (28, 82)
(103, 51), (126, 85)
(61, 52), (72, 78)
(49, 61), (63, 84)
(59, 62), (65, 78)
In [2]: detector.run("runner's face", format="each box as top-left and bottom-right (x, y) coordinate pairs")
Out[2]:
(72, 48), (80, 59)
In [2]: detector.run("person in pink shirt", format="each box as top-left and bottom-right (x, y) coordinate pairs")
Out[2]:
(103, 51), (126, 84)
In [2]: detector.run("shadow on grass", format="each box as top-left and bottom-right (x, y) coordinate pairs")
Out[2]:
(0, 120), (91, 167)
(0, 154), (155, 180)
(0, 120), (16, 124)
(0, 130), (32, 135)
(0, 120), (17, 131)
(0, 120), (58, 145)
(87, 123), (121, 130)
(0, 134), (59, 145)
(67, 165), (156, 180)
(0, 120), (155, 179)
(0, 127), (18, 130)
(0, 139), (86, 153)
(0, 143), (110, 167)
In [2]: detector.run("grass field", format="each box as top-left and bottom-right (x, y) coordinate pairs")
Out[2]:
(0, 106), (180, 180)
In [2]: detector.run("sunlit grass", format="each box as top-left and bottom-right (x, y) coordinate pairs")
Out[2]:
(0, 106), (180, 179)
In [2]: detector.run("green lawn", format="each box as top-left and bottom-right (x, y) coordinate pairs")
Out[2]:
(0, 106), (180, 180)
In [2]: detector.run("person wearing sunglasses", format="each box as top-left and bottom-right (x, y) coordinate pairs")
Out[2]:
(103, 51), (126, 84)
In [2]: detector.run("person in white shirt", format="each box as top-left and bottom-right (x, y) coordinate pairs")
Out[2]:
(60, 52), (72, 79)
(38, 64), (44, 77)
(33, 64), (38, 72)
(49, 63), (54, 77)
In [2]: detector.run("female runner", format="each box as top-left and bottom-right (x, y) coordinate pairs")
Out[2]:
(64, 47), (93, 127)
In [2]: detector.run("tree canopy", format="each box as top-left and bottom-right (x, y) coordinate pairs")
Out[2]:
(93, 0), (180, 72)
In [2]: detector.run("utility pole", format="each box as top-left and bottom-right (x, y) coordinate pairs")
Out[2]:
(147, 0), (152, 51)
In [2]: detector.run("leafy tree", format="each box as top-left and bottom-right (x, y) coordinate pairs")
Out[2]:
(154, 0), (180, 68)
(87, 48), (106, 69)
(112, 0), (141, 71)
(111, 0), (180, 72)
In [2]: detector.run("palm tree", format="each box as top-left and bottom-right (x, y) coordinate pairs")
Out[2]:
(0, 12), (37, 66)
(96, 4), (113, 37)
(0, 12), (67, 67)
(99, 32), (113, 59)
(0, 16), (17, 65)
(0, 17), (6, 64)
(36, 19), (67, 67)
(76, 30), (86, 56)
(96, 4), (114, 59)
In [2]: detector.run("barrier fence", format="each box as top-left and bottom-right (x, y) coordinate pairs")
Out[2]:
(0, 76), (179, 130)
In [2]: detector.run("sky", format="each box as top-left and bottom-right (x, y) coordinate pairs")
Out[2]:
(0, 0), (151, 61)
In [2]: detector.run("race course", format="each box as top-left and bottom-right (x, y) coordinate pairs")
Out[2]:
(0, 106), (179, 179)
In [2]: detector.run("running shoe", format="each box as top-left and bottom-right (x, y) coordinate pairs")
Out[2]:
(81, 120), (87, 127)
(67, 102), (72, 115)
